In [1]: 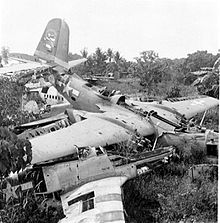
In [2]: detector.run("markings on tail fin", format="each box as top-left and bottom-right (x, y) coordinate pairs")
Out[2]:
(34, 18), (69, 64)
(44, 29), (57, 52)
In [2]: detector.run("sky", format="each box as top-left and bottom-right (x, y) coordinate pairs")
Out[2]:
(0, 0), (219, 60)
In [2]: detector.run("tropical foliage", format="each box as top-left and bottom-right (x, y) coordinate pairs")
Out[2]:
(0, 78), (38, 126)
(1, 46), (9, 64)
(0, 127), (32, 178)
(70, 48), (219, 98)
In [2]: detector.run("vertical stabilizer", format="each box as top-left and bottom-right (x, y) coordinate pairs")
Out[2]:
(34, 18), (69, 66)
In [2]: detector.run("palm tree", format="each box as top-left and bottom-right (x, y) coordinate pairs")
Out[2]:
(93, 47), (107, 74)
(114, 51), (121, 64)
(0, 56), (3, 67)
(106, 48), (113, 62)
(1, 46), (9, 64)
(80, 48), (88, 59)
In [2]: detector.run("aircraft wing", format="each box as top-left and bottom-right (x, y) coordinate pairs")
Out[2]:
(30, 116), (135, 164)
(60, 176), (127, 223)
(0, 62), (48, 75)
(9, 53), (40, 63)
(14, 113), (68, 134)
(129, 96), (219, 120)
(159, 96), (219, 119)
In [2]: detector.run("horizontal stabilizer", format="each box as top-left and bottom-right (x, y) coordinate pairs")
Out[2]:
(53, 58), (87, 71)
(68, 58), (87, 69)
(9, 53), (40, 63)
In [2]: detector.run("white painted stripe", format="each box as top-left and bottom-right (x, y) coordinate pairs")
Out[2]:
(60, 177), (128, 222)
(96, 193), (122, 203)
(72, 88), (80, 97)
(96, 210), (124, 222)
(95, 201), (124, 213)
(95, 186), (122, 197)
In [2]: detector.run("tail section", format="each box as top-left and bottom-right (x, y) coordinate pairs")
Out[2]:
(34, 18), (70, 67)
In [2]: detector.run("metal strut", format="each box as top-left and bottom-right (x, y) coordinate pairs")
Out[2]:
(148, 110), (183, 129)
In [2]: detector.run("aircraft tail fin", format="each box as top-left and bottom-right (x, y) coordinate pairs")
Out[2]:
(34, 18), (70, 67)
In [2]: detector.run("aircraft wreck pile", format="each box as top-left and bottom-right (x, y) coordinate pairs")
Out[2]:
(0, 18), (218, 223)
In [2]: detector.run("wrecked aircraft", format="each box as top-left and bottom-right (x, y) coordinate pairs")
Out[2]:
(1, 18), (219, 223)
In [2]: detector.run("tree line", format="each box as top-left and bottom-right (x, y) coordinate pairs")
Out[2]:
(70, 48), (219, 95)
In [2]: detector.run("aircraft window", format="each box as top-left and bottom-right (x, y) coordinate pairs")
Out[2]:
(62, 97), (64, 101)
(42, 86), (49, 93)
(68, 191), (94, 208)
(82, 198), (94, 212)
(49, 95), (51, 99)
(52, 95), (54, 99)
(55, 96), (57, 100)
(57, 96), (60, 100)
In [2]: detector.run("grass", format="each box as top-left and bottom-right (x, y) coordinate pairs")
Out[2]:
(123, 153), (218, 223)
(194, 106), (219, 131)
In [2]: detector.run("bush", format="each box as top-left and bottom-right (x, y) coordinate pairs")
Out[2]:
(165, 85), (181, 98)
(0, 127), (32, 178)
(123, 141), (217, 223)
(0, 190), (65, 223)
(194, 106), (219, 131)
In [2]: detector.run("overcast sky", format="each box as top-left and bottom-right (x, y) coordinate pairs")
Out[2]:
(0, 0), (219, 60)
